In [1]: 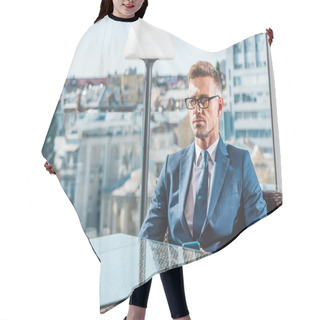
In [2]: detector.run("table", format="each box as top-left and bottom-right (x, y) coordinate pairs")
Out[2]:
(89, 233), (209, 313)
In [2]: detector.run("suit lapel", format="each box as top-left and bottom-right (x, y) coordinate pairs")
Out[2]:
(202, 138), (230, 234)
(179, 143), (195, 239)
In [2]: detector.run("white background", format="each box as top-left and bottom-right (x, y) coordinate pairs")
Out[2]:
(1, 0), (320, 319)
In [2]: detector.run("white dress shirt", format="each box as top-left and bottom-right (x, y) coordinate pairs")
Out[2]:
(184, 137), (220, 237)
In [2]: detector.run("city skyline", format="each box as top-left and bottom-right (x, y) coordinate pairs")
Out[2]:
(42, 32), (279, 238)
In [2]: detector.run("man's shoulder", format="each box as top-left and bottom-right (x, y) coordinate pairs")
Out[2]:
(225, 143), (248, 155)
(223, 142), (249, 164)
(163, 144), (194, 171)
(167, 144), (193, 159)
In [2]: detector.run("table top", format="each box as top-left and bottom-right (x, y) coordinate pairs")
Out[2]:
(89, 233), (209, 313)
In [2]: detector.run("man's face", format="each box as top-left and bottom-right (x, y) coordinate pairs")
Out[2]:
(188, 76), (223, 142)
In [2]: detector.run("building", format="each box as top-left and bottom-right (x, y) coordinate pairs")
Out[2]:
(225, 33), (273, 154)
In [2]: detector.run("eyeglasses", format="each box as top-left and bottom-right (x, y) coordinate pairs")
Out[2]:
(185, 95), (220, 110)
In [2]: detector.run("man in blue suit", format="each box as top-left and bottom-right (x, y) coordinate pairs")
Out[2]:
(128, 61), (268, 320)
(139, 60), (267, 253)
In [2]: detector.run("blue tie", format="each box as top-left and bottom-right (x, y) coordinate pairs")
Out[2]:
(193, 150), (209, 241)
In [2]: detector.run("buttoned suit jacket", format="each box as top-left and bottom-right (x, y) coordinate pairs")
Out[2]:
(139, 137), (267, 253)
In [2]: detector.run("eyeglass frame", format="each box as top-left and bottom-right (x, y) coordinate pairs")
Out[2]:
(184, 95), (220, 110)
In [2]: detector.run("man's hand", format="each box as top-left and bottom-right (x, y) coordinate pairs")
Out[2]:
(200, 248), (210, 255)
(44, 161), (56, 175)
(266, 28), (274, 46)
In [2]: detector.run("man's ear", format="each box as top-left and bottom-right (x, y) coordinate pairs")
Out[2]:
(218, 96), (224, 115)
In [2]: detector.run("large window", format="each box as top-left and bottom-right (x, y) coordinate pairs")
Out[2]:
(255, 34), (267, 67)
(233, 43), (243, 69)
(42, 33), (281, 240)
(244, 38), (255, 68)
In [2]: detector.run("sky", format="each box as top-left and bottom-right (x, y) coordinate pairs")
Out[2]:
(65, 16), (227, 77)
(1, 0), (320, 320)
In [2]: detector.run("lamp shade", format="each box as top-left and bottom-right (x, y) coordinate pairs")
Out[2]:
(124, 19), (175, 60)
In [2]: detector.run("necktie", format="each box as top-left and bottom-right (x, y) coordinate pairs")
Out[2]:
(193, 150), (209, 241)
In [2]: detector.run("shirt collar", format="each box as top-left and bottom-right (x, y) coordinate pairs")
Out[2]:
(194, 136), (220, 166)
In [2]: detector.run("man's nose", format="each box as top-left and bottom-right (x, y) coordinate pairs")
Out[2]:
(193, 103), (202, 114)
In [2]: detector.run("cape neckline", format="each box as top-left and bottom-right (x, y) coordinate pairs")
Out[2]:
(108, 12), (140, 22)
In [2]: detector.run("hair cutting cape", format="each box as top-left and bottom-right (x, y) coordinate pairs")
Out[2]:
(41, 13), (282, 313)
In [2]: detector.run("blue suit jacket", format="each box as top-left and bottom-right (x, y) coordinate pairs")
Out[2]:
(139, 138), (267, 253)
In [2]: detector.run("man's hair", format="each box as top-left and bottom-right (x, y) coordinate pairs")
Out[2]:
(188, 61), (222, 94)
